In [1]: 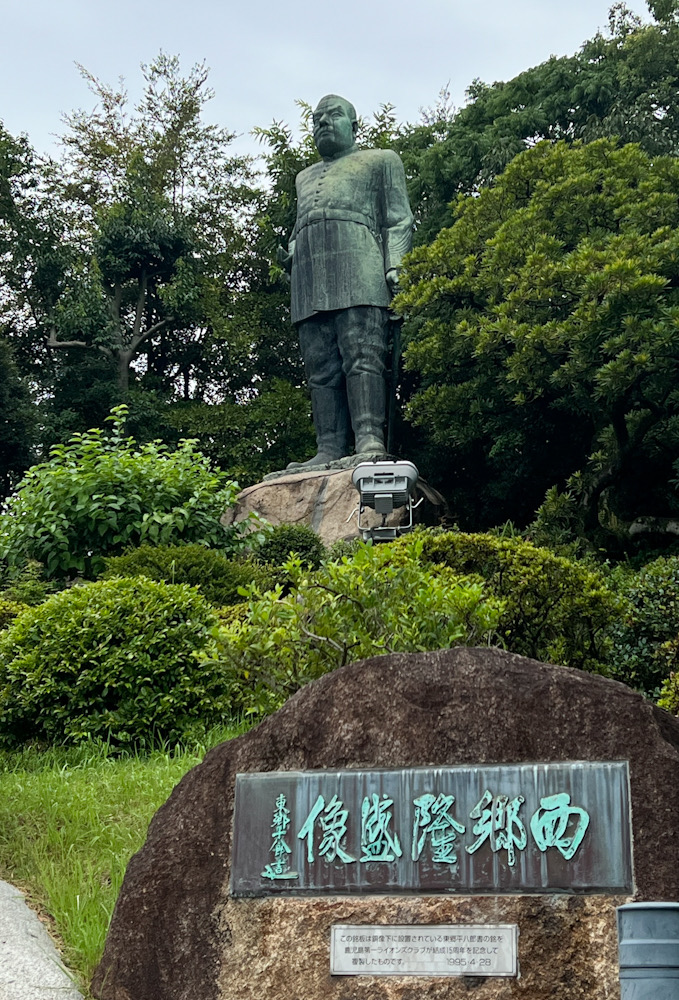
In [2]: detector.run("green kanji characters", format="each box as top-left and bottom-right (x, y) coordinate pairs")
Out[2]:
(297, 793), (356, 863)
(261, 793), (299, 881)
(530, 792), (590, 860)
(466, 789), (527, 867)
(412, 793), (466, 864)
(361, 793), (402, 861)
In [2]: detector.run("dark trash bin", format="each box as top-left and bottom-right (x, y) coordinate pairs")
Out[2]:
(617, 902), (679, 999)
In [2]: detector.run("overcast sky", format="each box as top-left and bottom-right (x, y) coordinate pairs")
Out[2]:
(1, 0), (653, 163)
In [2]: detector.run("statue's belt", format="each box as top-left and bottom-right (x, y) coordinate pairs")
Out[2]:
(295, 208), (379, 238)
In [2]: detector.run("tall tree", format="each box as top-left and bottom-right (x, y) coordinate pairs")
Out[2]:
(0, 56), (259, 397)
(56, 54), (260, 393)
(397, 139), (679, 549)
(395, 2), (679, 242)
(1, 64), (316, 477)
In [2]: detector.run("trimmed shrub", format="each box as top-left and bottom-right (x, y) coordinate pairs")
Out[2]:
(0, 597), (28, 631)
(102, 544), (278, 607)
(253, 523), (325, 569)
(659, 666), (679, 713)
(0, 560), (53, 607)
(0, 405), (260, 580)
(412, 531), (620, 671)
(205, 536), (502, 718)
(0, 577), (225, 748)
(607, 556), (679, 696)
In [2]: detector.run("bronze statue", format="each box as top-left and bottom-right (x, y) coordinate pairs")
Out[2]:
(279, 94), (413, 471)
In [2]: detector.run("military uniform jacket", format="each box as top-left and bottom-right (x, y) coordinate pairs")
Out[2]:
(289, 147), (413, 325)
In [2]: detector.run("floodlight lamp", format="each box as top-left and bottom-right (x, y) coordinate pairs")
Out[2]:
(351, 460), (421, 542)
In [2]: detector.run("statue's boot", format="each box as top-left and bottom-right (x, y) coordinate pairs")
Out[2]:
(286, 387), (351, 470)
(347, 373), (388, 458)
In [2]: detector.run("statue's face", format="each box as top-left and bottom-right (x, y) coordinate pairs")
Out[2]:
(312, 97), (356, 158)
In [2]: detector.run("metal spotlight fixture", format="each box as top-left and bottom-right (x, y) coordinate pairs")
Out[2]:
(351, 460), (422, 542)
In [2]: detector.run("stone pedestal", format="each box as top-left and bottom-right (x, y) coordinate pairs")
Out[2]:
(221, 468), (406, 547)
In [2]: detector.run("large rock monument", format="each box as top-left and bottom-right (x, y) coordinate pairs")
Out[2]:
(92, 647), (679, 1000)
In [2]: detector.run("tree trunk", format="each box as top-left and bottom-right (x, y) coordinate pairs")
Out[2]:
(117, 350), (131, 393)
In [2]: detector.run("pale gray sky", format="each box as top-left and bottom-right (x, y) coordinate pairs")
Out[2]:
(1, 0), (652, 162)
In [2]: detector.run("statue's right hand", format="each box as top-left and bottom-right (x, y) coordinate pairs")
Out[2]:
(276, 245), (293, 272)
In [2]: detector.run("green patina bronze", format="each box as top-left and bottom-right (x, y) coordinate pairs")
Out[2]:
(261, 793), (298, 881)
(278, 94), (413, 473)
(412, 793), (466, 864)
(232, 763), (631, 897)
(298, 793), (355, 864)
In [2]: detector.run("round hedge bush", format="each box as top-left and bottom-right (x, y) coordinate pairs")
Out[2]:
(608, 556), (679, 695)
(102, 543), (278, 607)
(253, 523), (325, 569)
(412, 530), (620, 672)
(0, 577), (225, 748)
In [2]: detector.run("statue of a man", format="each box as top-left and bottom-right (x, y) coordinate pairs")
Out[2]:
(280, 94), (413, 471)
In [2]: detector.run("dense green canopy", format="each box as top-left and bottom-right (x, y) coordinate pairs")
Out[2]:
(398, 3), (679, 241)
(398, 139), (679, 546)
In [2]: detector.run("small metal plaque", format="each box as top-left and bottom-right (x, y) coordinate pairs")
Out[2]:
(330, 924), (518, 976)
(230, 761), (633, 896)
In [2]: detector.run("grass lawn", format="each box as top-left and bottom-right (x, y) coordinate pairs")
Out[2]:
(0, 726), (246, 997)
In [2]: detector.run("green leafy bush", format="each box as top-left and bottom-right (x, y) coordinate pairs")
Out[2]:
(658, 665), (679, 713)
(0, 406), (260, 579)
(103, 544), (278, 607)
(607, 556), (679, 695)
(0, 597), (28, 631)
(253, 523), (325, 569)
(205, 536), (502, 718)
(0, 560), (55, 607)
(0, 577), (225, 748)
(412, 531), (620, 671)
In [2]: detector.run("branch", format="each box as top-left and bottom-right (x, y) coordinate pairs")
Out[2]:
(629, 517), (679, 538)
(46, 329), (112, 358)
(298, 622), (347, 655)
(112, 282), (122, 323)
(127, 317), (170, 354)
(579, 404), (662, 533)
(297, 621), (365, 667)
(307, 582), (365, 608)
(47, 330), (87, 349)
(610, 401), (629, 452)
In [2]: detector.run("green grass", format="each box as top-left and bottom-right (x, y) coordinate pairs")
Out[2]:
(0, 726), (247, 996)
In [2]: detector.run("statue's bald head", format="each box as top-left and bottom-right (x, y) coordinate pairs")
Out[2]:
(314, 94), (357, 126)
(312, 95), (358, 158)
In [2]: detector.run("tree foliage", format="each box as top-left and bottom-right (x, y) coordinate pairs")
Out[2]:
(0, 58), (311, 476)
(0, 406), (256, 579)
(167, 380), (314, 485)
(398, 139), (679, 546)
(0, 339), (36, 492)
(397, 5), (679, 241)
(44, 55), (259, 393)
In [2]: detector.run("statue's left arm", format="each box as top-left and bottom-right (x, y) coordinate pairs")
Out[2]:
(380, 151), (414, 290)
